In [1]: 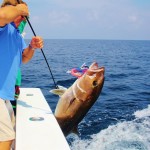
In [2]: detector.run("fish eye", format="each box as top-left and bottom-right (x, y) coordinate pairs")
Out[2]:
(93, 81), (98, 87)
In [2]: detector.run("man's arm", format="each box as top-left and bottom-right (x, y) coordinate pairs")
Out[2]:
(22, 36), (44, 64)
(0, 4), (29, 26)
(22, 45), (35, 63)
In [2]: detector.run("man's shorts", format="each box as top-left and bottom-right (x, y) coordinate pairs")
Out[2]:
(0, 98), (15, 141)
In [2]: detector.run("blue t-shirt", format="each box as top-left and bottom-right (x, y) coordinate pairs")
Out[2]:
(0, 23), (27, 101)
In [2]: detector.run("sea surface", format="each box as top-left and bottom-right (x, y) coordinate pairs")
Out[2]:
(22, 39), (150, 150)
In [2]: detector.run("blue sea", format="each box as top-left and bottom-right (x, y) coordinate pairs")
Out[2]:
(22, 39), (150, 150)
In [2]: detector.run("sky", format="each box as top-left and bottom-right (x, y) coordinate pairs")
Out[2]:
(0, 0), (150, 40)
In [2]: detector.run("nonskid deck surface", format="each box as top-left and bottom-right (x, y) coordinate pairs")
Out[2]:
(16, 88), (70, 150)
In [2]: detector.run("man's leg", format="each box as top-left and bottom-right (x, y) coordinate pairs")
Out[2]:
(0, 99), (15, 150)
(0, 141), (13, 150)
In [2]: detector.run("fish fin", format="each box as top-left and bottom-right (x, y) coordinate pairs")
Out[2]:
(72, 126), (79, 136)
(57, 85), (68, 90)
(49, 85), (67, 96)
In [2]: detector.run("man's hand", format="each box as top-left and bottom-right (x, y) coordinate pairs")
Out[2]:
(30, 36), (44, 49)
(16, 4), (29, 17)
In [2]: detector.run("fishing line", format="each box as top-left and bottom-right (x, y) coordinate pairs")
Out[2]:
(17, 0), (58, 89)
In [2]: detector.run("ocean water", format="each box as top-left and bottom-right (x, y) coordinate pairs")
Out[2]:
(22, 39), (150, 150)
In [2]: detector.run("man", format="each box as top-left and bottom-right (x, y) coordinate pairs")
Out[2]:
(0, 0), (44, 149)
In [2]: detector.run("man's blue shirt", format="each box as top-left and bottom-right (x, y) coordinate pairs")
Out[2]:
(0, 23), (27, 100)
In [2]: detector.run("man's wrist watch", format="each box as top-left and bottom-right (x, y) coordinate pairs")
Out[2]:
(29, 44), (35, 51)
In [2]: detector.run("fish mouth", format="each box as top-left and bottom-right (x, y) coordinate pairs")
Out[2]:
(89, 62), (105, 73)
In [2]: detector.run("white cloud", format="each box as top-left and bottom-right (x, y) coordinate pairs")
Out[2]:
(87, 10), (100, 21)
(128, 15), (138, 23)
(31, 16), (40, 23)
(48, 11), (71, 26)
(20, 0), (150, 39)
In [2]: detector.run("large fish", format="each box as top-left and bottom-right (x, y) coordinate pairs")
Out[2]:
(50, 62), (105, 136)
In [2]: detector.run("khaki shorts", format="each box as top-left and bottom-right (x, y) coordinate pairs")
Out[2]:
(0, 98), (15, 141)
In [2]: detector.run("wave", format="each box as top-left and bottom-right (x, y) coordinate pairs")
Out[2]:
(70, 105), (150, 150)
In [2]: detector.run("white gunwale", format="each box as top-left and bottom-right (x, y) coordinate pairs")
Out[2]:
(16, 88), (70, 150)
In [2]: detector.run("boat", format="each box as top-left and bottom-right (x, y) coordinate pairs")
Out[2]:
(16, 88), (70, 150)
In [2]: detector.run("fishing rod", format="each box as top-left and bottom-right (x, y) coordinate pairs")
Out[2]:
(17, 0), (58, 89)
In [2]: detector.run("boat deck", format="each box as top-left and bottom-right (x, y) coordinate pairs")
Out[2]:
(16, 88), (70, 150)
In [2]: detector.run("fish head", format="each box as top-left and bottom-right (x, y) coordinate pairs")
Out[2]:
(75, 62), (105, 101)
(86, 62), (104, 85)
